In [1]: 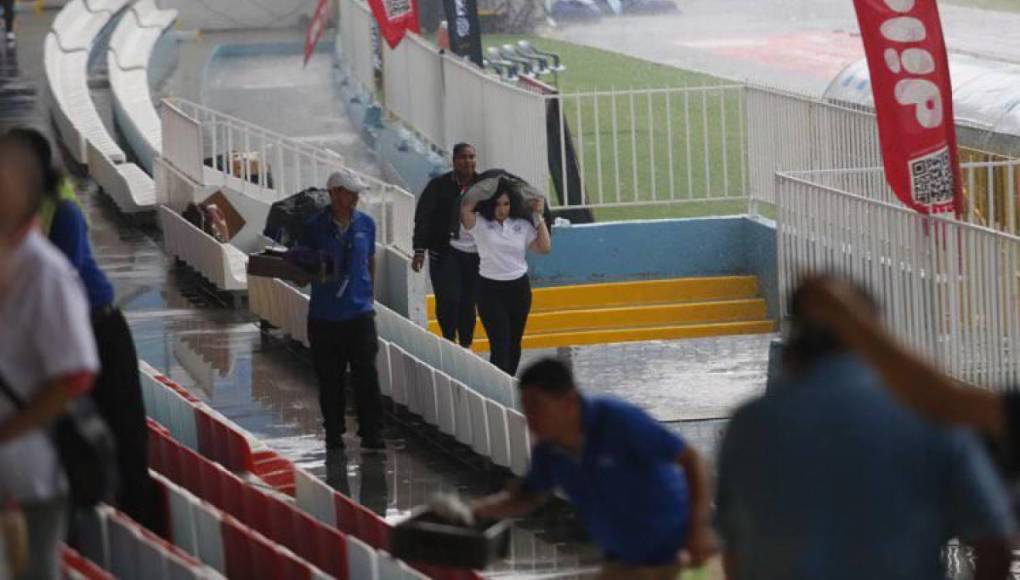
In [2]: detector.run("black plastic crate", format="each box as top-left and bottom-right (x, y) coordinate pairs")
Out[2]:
(391, 508), (511, 570)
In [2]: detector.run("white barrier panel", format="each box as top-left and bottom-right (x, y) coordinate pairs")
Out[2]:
(434, 372), (455, 436)
(467, 389), (490, 457)
(506, 410), (530, 477)
(442, 55), (549, 192)
(377, 340), (393, 397)
(382, 34), (444, 148)
(778, 166), (1020, 389)
(338, 0), (376, 95)
(139, 362), (199, 450)
(452, 380), (473, 447)
(418, 364), (439, 427)
(485, 400), (511, 468)
(162, 101), (205, 184)
(294, 468), (339, 528)
(159, 206), (247, 292)
(347, 536), (380, 580)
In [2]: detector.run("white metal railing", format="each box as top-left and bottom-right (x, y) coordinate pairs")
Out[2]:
(160, 98), (416, 255)
(552, 85), (747, 209)
(746, 85), (883, 210)
(777, 166), (1020, 389)
(747, 86), (1020, 234)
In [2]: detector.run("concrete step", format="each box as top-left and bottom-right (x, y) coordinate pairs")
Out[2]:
(428, 298), (768, 338)
(470, 319), (777, 352)
(426, 275), (760, 317)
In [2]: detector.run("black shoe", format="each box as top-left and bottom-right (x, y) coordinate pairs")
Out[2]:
(360, 435), (385, 452)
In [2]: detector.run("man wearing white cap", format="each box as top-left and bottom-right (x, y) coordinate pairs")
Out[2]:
(293, 169), (385, 451)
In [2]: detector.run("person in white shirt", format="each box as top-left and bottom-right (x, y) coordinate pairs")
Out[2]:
(461, 182), (551, 375)
(0, 143), (99, 580)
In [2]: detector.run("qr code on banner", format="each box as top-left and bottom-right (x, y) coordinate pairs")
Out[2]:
(385, 0), (411, 17)
(909, 147), (954, 205)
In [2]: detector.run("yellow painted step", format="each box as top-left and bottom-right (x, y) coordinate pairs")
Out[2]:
(469, 320), (777, 352)
(426, 276), (759, 317)
(428, 298), (767, 338)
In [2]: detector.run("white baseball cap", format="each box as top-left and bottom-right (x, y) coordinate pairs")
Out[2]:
(326, 169), (369, 193)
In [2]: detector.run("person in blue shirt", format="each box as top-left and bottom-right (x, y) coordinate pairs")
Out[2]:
(471, 358), (718, 579)
(292, 169), (384, 451)
(715, 280), (1016, 580)
(1, 129), (156, 530)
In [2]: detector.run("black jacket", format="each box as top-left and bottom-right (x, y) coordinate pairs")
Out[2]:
(412, 171), (476, 253)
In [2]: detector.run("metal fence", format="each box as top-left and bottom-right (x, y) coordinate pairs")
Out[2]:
(747, 86), (1020, 234)
(777, 164), (1020, 389)
(552, 85), (747, 209)
(746, 86), (883, 210)
(160, 98), (416, 255)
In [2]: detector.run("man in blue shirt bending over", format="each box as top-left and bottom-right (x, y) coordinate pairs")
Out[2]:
(472, 358), (718, 579)
(294, 169), (384, 451)
(716, 281), (1016, 580)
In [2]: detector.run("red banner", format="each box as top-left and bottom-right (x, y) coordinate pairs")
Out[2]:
(304, 0), (331, 66)
(368, 0), (420, 49)
(853, 0), (960, 214)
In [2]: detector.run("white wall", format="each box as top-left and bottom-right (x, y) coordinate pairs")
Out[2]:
(156, 0), (320, 30)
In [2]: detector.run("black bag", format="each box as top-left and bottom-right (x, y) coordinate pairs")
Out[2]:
(0, 374), (118, 508)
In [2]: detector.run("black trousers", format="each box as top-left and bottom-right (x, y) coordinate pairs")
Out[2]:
(429, 247), (480, 347)
(307, 315), (383, 440)
(477, 275), (532, 376)
(90, 307), (155, 530)
(1, 0), (12, 31)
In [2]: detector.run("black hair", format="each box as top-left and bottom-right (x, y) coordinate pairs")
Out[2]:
(785, 277), (880, 368)
(476, 178), (530, 221)
(518, 358), (576, 395)
(452, 143), (475, 158)
(0, 128), (63, 198)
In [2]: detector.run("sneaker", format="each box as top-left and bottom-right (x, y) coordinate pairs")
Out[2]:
(4, 32), (14, 44)
(360, 435), (386, 452)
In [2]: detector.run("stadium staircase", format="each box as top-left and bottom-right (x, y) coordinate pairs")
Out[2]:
(428, 275), (776, 351)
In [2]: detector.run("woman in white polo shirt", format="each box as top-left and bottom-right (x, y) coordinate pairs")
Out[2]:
(461, 182), (551, 375)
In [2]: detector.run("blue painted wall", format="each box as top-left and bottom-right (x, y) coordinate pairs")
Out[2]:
(743, 216), (779, 319)
(531, 217), (747, 285)
(530, 216), (780, 317)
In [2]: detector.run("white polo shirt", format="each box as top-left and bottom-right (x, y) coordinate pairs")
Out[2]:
(0, 231), (98, 502)
(448, 224), (477, 254)
(466, 217), (537, 281)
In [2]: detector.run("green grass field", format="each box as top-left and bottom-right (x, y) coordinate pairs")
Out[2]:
(478, 36), (749, 221)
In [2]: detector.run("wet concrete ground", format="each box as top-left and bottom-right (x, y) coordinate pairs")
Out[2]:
(547, 0), (1020, 96)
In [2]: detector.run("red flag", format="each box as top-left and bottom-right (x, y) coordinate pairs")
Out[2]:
(368, 0), (420, 49)
(304, 0), (331, 67)
(853, 0), (960, 214)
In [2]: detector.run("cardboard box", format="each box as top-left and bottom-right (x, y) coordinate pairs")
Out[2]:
(246, 253), (317, 286)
